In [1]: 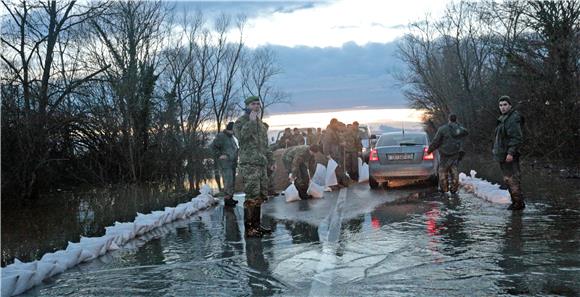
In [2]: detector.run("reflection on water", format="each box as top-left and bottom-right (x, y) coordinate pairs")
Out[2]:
(1, 184), (193, 267)
(9, 156), (580, 297)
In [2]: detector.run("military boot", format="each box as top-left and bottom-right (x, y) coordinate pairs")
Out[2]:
(505, 176), (525, 211)
(255, 199), (272, 234)
(438, 172), (449, 193)
(449, 166), (459, 194)
(244, 200), (262, 237)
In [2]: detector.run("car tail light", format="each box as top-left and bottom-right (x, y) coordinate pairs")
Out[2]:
(369, 149), (379, 162)
(423, 146), (434, 160)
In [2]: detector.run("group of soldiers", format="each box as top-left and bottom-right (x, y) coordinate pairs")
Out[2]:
(282, 118), (365, 197)
(426, 95), (525, 211)
(211, 96), (367, 237)
(212, 94), (526, 238)
(274, 127), (323, 149)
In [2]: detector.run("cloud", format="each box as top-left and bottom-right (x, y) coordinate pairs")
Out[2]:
(262, 40), (409, 114)
(167, 1), (323, 22)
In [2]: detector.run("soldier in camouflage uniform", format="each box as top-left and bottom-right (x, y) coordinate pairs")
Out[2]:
(210, 122), (239, 207)
(345, 122), (362, 181)
(234, 96), (274, 237)
(306, 128), (317, 145)
(493, 96), (525, 210)
(282, 144), (320, 199)
(427, 114), (468, 195)
(322, 119), (350, 187)
(275, 128), (294, 149)
(292, 128), (305, 146)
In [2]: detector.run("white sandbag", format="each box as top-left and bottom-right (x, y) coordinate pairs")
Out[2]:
(164, 207), (176, 223)
(325, 159), (338, 187)
(200, 184), (212, 195)
(285, 183), (301, 202)
(358, 158), (369, 182)
(105, 222), (135, 246)
(1, 273), (18, 297)
(8, 269), (34, 296)
(65, 243), (92, 263)
(458, 170), (511, 204)
(312, 164), (327, 186)
(80, 236), (114, 256)
(307, 181), (324, 198)
(41, 248), (81, 269)
(31, 261), (55, 285)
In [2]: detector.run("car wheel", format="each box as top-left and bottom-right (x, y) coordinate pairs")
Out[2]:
(369, 175), (379, 189)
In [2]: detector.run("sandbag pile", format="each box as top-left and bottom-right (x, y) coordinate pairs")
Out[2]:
(1, 185), (218, 297)
(459, 170), (511, 204)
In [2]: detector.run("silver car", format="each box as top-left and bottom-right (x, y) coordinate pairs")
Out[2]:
(368, 131), (438, 189)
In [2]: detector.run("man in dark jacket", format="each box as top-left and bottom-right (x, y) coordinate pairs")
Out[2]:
(427, 114), (469, 195)
(493, 96), (525, 210)
(211, 122), (239, 207)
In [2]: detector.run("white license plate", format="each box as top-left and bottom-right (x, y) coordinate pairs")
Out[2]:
(387, 153), (414, 160)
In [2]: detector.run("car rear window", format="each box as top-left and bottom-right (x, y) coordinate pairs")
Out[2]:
(377, 133), (427, 146)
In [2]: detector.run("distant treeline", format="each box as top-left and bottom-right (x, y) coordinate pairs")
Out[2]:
(0, 1), (287, 200)
(397, 0), (579, 159)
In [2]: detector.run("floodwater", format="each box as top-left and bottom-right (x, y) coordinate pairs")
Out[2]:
(13, 172), (580, 297)
(1, 184), (193, 267)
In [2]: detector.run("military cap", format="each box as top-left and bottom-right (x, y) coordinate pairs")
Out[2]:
(244, 96), (260, 105)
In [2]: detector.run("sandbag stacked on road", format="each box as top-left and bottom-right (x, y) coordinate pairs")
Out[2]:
(325, 159), (339, 188)
(459, 170), (511, 204)
(0, 185), (218, 297)
(358, 157), (369, 182)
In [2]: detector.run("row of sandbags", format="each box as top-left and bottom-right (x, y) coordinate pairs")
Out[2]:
(286, 158), (370, 202)
(459, 170), (511, 204)
(1, 185), (218, 297)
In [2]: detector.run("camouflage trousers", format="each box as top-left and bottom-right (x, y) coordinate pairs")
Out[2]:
(283, 162), (310, 199)
(438, 155), (460, 193)
(345, 151), (359, 181)
(500, 158), (523, 204)
(331, 150), (349, 186)
(239, 164), (269, 201)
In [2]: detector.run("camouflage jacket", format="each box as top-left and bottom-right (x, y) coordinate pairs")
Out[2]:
(282, 145), (313, 178)
(293, 133), (305, 146)
(345, 127), (362, 153)
(210, 132), (239, 166)
(306, 132), (317, 145)
(428, 122), (469, 156)
(234, 114), (273, 167)
(277, 132), (294, 149)
(493, 110), (523, 161)
(322, 125), (340, 157)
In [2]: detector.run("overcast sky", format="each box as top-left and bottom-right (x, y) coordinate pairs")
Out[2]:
(170, 0), (449, 114)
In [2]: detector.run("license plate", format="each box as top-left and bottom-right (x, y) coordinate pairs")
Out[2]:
(387, 153), (414, 160)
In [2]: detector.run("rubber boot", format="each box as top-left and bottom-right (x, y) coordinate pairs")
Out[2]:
(244, 200), (262, 237)
(254, 201), (271, 234)
(505, 177), (525, 211)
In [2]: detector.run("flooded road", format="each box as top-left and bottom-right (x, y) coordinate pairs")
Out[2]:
(18, 182), (580, 297)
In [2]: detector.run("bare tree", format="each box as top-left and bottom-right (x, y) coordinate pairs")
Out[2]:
(88, 0), (167, 182)
(397, 0), (580, 158)
(241, 46), (290, 118)
(208, 14), (245, 133)
(1, 0), (110, 198)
